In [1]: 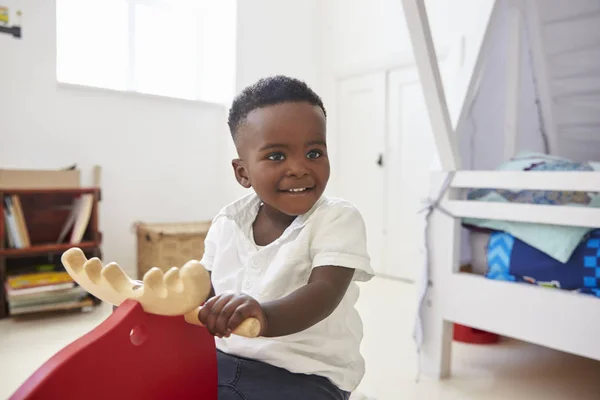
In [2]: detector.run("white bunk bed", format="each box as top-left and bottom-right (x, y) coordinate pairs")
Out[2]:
(401, 0), (600, 379)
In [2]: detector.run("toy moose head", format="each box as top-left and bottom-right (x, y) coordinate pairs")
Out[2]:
(61, 247), (260, 337)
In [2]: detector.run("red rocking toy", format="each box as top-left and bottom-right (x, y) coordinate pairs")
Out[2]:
(9, 248), (261, 400)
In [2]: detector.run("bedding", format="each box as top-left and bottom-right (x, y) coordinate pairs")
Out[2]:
(498, 151), (599, 172)
(486, 229), (600, 297)
(463, 151), (600, 263)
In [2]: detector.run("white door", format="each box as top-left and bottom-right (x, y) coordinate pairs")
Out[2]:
(384, 66), (441, 281)
(335, 72), (387, 274)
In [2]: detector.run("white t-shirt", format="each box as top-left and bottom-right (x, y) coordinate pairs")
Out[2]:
(200, 192), (374, 392)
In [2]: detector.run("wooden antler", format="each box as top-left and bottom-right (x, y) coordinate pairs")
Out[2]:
(61, 248), (260, 338)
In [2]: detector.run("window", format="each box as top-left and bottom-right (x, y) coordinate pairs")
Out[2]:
(56, 0), (236, 104)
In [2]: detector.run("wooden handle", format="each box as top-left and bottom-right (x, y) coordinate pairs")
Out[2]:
(184, 306), (261, 338)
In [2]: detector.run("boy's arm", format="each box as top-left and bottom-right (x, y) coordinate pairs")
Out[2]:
(199, 266), (354, 338)
(260, 265), (354, 337)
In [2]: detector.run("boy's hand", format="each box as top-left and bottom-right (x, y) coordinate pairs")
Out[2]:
(198, 292), (267, 338)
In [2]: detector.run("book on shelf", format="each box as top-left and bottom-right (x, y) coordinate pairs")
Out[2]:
(56, 193), (94, 245)
(10, 298), (94, 316)
(3, 196), (28, 249)
(10, 195), (31, 247)
(6, 271), (74, 290)
(2, 192), (94, 250)
(5, 270), (90, 316)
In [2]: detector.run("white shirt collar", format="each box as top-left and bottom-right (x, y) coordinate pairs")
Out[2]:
(216, 191), (328, 239)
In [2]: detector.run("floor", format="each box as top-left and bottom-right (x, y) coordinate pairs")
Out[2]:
(1, 277), (600, 399)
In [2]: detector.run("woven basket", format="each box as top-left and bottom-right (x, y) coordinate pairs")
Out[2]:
(134, 221), (211, 279)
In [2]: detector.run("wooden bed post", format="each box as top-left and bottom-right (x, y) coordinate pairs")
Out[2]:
(401, 0), (461, 379)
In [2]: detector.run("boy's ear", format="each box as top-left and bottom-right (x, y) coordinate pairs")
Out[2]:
(232, 159), (251, 188)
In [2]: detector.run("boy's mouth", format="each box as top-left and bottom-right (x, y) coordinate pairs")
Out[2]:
(279, 186), (315, 194)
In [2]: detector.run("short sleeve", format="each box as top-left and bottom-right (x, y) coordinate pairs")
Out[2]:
(310, 201), (374, 282)
(199, 216), (223, 272)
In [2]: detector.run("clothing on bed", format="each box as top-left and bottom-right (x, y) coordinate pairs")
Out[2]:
(486, 229), (600, 297)
(464, 151), (600, 263)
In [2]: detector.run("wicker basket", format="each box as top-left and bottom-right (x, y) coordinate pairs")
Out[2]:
(134, 221), (211, 279)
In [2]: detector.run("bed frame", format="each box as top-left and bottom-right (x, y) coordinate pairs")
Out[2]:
(401, 0), (600, 379)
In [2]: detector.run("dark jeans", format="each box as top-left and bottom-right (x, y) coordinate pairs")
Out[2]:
(217, 349), (351, 400)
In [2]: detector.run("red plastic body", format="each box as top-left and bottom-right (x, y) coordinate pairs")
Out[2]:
(453, 323), (500, 344)
(10, 299), (218, 400)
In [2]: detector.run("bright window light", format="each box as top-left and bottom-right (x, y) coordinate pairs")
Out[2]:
(56, 0), (236, 105)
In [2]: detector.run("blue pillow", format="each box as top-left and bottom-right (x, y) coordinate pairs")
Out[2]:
(486, 230), (600, 297)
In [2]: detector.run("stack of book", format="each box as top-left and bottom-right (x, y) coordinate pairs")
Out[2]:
(5, 271), (92, 316)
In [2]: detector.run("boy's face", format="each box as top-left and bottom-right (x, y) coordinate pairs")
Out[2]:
(232, 101), (330, 217)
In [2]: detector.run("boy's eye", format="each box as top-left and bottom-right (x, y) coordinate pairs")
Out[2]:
(307, 150), (322, 159)
(267, 152), (285, 161)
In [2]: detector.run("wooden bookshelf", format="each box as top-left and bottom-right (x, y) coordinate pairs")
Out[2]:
(0, 241), (100, 257)
(0, 187), (102, 319)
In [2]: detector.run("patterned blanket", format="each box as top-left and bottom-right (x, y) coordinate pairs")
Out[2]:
(486, 230), (600, 297)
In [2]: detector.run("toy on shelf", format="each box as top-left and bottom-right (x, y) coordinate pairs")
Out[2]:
(61, 247), (261, 337)
(9, 248), (260, 400)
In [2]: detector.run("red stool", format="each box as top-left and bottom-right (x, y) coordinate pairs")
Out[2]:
(453, 323), (499, 344)
(10, 299), (218, 400)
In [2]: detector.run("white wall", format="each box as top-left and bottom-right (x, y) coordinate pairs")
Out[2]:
(0, 0), (231, 277)
(323, 0), (454, 75)
(235, 0), (323, 93)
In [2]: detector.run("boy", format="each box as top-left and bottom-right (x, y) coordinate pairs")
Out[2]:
(198, 75), (373, 399)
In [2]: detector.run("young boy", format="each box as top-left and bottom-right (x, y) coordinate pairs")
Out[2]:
(198, 75), (373, 399)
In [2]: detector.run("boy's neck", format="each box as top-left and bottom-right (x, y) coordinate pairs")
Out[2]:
(252, 203), (296, 246)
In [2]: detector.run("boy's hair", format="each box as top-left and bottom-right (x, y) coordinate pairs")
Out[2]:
(228, 75), (327, 140)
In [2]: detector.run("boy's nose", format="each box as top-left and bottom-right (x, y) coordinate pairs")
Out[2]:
(286, 158), (309, 177)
